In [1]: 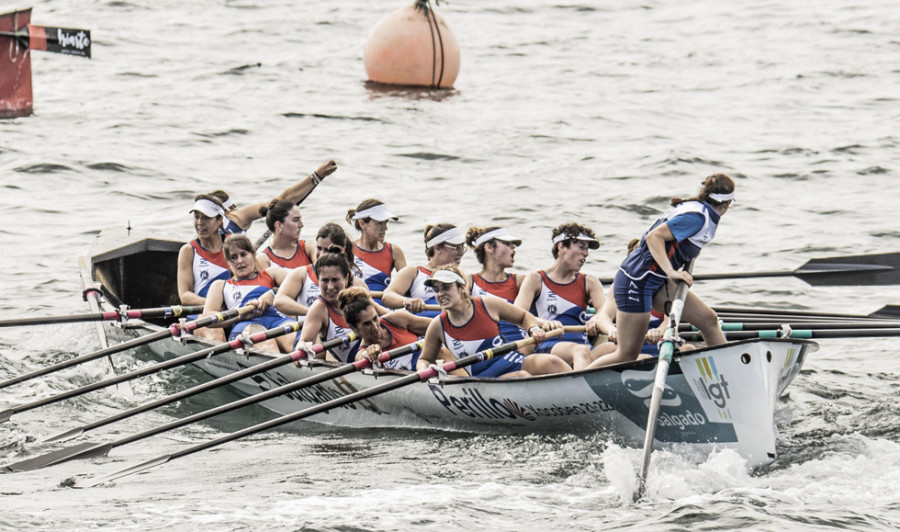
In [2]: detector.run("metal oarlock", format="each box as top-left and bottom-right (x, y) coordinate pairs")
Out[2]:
(174, 318), (190, 343)
(427, 359), (447, 384)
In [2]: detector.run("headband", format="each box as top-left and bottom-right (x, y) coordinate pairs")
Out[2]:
(708, 192), (735, 202)
(551, 231), (600, 250)
(473, 228), (521, 248)
(351, 204), (397, 222)
(190, 198), (225, 219)
(424, 269), (466, 287)
(426, 227), (465, 248)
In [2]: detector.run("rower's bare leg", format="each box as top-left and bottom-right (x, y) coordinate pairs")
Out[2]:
(550, 342), (592, 371)
(584, 310), (650, 369)
(522, 353), (572, 375)
(242, 324), (281, 352)
(275, 333), (297, 353)
(194, 326), (226, 343)
(681, 292), (725, 346)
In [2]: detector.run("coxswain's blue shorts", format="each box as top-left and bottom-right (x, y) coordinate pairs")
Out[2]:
(613, 269), (666, 313)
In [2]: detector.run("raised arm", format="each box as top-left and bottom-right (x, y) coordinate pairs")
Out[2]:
(276, 160), (337, 204)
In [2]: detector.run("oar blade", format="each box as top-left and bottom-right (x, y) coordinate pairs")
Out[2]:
(71, 454), (173, 489)
(3, 442), (111, 473)
(869, 305), (900, 320)
(798, 252), (900, 286)
(0, 408), (13, 424)
(42, 426), (85, 444)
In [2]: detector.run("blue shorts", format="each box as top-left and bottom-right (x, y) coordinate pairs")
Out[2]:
(469, 352), (524, 377)
(499, 321), (526, 342)
(614, 269), (666, 313)
(535, 331), (589, 353)
(642, 341), (660, 357)
(229, 312), (295, 341)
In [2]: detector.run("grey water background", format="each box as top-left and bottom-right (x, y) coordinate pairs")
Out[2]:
(1, 0), (899, 529)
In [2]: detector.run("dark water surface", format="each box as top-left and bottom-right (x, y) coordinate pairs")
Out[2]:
(1, 0), (898, 529)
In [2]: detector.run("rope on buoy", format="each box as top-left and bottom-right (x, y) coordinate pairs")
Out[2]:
(416, 0), (446, 88)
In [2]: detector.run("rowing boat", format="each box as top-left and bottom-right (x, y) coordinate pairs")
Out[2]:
(87, 227), (817, 468)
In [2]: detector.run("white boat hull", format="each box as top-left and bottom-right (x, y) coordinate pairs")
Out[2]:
(89, 232), (817, 468)
(133, 325), (813, 468)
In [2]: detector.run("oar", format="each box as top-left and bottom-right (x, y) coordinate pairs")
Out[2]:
(0, 304), (203, 328)
(5, 336), (414, 473)
(78, 256), (133, 397)
(0, 319), (300, 424)
(715, 305), (900, 322)
(70, 331), (559, 488)
(635, 261), (694, 501)
(685, 320), (900, 332)
(357, 292), (440, 313)
(683, 328), (900, 341)
(2, 332), (363, 473)
(599, 251), (900, 286)
(42, 331), (357, 445)
(0, 305), (256, 392)
(253, 160), (337, 249)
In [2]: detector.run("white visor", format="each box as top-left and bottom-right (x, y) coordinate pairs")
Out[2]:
(426, 227), (465, 248)
(423, 269), (466, 288)
(473, 228), (522, 248)
(222, 199), (235, 210)
(552, 231), (600, 250)
(190, 199), (224, 218)
(708, 191), (735, 202)
(352, 204), (397, 222)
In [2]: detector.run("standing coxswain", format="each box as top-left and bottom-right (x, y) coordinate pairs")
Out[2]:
(587, 173), (734, 369)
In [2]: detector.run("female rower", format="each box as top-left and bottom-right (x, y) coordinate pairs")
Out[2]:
(200, 235), (296, 353)
(465, 226), (527, 343)
(514, 223), (607, 371)
(346, 199), (407, 298)
(338, 287), (433, 371)
(587, 173), (734, 369)
(381, 223), (466, 318)
(207, 160), (337, 235)
(274, 225), (365, 317)
(416, 266), (571, 378)
(294, 251), (363, 363)
(256, 199), (317, 270)
(176, 194), (230, 307)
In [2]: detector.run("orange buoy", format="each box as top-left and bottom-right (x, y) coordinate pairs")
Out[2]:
(364, 1), (460, 89)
